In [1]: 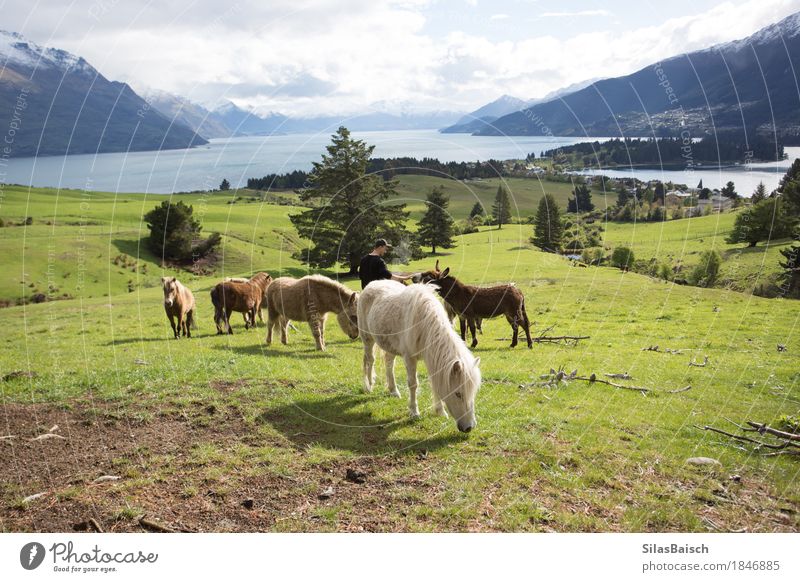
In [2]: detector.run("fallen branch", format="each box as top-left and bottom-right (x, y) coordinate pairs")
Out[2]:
(744, 422), (800, 442)
(532, 325), (590, 346)
(697, 420), (800, 456)
(522, 367), (691, 395)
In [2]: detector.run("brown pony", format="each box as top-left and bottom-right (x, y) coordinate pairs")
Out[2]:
(161, 276), (196, 339)
(211, 272), (272, 334)
(413, 263), (532, 349)
(265, 275), (359, 351)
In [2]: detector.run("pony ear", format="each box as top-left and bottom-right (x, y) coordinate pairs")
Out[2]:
(440, 267), (450, 278)
(473, 357), (481, 368)
(349, 293), (358, 306)
(451, 360), (462, 376)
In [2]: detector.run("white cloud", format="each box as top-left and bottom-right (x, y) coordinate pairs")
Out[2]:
(539, 10), (611, 18)
(3, 0), (800, 116)
(489, 13), (509, 20)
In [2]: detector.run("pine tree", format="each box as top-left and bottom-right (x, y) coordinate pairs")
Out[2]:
(469, 202), (484, 218)
(492, 185), (512, 229)
(219, 178), (231, 191)
(290, 127), (409, 273)
(751, 181), (767, 203)
(778, 236), (800, 296)
(721, 181), (738, 199)
(532, 194), (563, 252)
(726, 198), (794, 247)
(417, 186), (456, 254)
(616, 183), (630, 207)
(567, 183), (594, 213)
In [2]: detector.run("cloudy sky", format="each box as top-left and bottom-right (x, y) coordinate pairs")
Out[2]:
(3, 0), (800, 116)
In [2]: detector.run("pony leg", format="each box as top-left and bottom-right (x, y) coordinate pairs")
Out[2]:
(167, 312), (178, 338)
(521, 305), (533, 349)
(266, 312), (275, 345)
(280, 317), (289, 345)
(184, 311), (192, 338)
(362, 338), (376, 393)
(507, 314), (519, 348)
(404, 356), (420, 419)
(468, 318), (478, 348)
(309, 314), (326, 351)
(459, 317), (467, 342)
(384, 351), (400, 398)
(176, 313), (184, 338)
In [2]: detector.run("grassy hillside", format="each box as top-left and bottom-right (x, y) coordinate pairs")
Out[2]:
(0, 189), (797, 532)
(602, 211), (795, 294)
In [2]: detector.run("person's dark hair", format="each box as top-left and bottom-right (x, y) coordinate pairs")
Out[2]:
(374, 238), (391, 249)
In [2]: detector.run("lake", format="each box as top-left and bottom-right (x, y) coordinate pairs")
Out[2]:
(0, 129), (797, 195)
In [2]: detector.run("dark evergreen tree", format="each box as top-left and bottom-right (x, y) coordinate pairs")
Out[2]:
(726, 198), (794, 247)
(532, 194), (563, 252)
(721, 181), (738, 199)
(290, 127), (410, 273)
(653, 182), (665, 204)
(417, 186), (456, 254)
(492, 185), (512, 229)
(616, 183), (630, 207)
(219, 178), (231, 191)
(751, 181), (767, 203)
(469, 202), (485, 218)
(567, 183), (594, 213)
(778, 236), (800, 297)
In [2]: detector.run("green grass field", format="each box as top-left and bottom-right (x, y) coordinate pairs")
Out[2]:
(0, 183), (798, 532)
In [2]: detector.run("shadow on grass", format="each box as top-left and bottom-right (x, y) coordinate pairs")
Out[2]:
(212, 343), (337, 359)
(257, 393), (466, 455)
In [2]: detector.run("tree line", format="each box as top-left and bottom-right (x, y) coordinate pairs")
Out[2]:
(542, 135), (785, 166)
(245, 157), (507, 191)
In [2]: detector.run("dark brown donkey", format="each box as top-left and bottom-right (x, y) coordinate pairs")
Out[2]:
(210, 272), (272, 334)
(414, 264), (532, 349)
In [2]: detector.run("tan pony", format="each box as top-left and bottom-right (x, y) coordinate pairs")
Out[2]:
(161, 276), (196, 339)
(265, 275), (359, 351)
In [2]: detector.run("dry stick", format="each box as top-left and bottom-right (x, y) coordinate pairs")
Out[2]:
(576, 374), (691, 394)
(697, 425), (800, 450)
(88, 518), (104, 533)
(139, 516), (177, 533)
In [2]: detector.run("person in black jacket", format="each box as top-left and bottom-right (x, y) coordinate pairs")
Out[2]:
(358, 239), (411, 289)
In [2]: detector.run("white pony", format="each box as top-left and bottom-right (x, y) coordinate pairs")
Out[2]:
(358, 280), (481, 433)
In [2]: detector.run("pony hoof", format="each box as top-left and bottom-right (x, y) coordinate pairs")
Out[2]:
(388, 390), (401, 398)
(409, 411), (421, 420)
(470, 342), (478, 349)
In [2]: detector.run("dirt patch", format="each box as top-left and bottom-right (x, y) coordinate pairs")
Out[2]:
(0, 401), (436, 533)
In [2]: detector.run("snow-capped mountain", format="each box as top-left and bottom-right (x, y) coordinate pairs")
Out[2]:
(0, 31), (205, 157)
(478, 11), (800, 142)
(142, 89), (232, 139)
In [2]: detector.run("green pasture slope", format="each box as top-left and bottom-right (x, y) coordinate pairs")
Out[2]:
(0, 183), (798, 532)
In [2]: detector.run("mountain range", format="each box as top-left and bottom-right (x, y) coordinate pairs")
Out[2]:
(441, 79), (600, 134)
(0, 30), (205, 157)
(472, 12), (800, 143)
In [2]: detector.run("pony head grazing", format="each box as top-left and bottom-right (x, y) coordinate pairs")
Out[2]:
(161, 276), (179, 307)
(336, 292), (360, 339)
(439, 356), (480, 432)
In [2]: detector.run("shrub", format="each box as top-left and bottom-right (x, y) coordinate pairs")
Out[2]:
(611, 247), (635, 270)
(688, 250), (722, 287)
